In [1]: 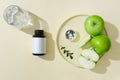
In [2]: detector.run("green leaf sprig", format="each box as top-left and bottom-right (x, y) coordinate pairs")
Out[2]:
(61, 46), (74, 59)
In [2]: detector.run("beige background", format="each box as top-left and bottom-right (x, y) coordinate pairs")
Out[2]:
(0, 0), (120, 80)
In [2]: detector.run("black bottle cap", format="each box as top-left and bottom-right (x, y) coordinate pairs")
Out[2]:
(33, 30), (45, 37)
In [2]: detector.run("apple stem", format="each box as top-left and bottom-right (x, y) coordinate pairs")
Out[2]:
(93, 22), (97, 26)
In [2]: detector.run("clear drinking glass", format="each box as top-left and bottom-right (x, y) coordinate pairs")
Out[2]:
(3, 5), (32, 29)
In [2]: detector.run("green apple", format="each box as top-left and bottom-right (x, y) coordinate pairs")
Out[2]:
(78, 34), (91, 48)
(84, 15), (104, 36)
(91, 35), (111, 55)
(78, 49), (99, 69)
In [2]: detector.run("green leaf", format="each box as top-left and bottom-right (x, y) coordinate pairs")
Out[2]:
(69, 53), (73, 56)
(66, 50), (69, 53)
(61, 47), (65, 50)
(64, 50), (69, 54)
(66, 53), (70, 57)
(70, 56), (73, 59)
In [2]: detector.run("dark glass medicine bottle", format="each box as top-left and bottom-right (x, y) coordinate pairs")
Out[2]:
(32, 30), (46, 55)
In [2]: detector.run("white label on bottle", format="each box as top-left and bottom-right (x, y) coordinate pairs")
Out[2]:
(32, 38), (46, 54)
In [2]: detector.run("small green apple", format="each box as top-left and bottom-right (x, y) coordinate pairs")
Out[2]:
(84, 15), (104, 36)
(91, 35), (111, 55)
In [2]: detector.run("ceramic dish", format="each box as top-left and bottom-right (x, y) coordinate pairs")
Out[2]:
(56, 15), (107, 68)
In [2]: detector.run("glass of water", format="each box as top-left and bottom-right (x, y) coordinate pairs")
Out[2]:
(3, 5), (32, 29)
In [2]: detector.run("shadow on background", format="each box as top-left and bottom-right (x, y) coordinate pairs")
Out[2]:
(21, 12), (49, 35)
(21, 12), (55, 61)
(39, 32), (55, 61)
(91, 22), (120, 74)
